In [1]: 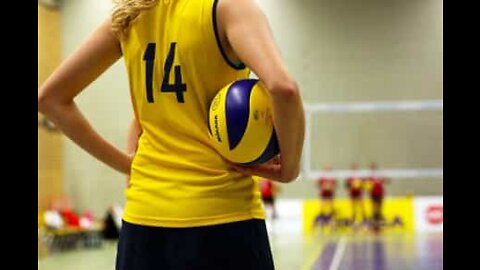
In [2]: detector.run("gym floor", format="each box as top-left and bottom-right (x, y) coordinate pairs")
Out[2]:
(38, 225), (443, 270)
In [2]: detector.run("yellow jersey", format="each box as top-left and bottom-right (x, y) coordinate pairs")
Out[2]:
(120, 0), (265, 227)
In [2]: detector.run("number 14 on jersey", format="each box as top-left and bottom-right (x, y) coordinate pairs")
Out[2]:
(143, 42), (187, 103)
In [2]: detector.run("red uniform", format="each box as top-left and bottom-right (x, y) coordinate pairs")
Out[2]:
(260, 180), (273, 199)
(317, 177), (336, 199)
(368, 177), (385, 201)
(346, 177), (364, 199)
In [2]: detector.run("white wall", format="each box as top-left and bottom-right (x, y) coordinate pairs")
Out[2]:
(256, 0), (443, 189)
(62, 0), (130, 216)
(59, 0), (443, 215)
(257, 0), (442, 102)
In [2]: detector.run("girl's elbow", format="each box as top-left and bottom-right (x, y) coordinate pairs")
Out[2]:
(38, 92), (51, 114)
(281, 168), (301, 183)
(38, 91), (64, 115)
(268, 79), (300, 98)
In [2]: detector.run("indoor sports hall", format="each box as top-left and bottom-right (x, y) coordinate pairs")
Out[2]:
(38, 0), (442, 269)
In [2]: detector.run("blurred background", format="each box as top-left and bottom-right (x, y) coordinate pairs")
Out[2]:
(38, 0), (442, 269)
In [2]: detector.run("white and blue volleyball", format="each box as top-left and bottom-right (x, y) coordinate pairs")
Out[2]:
(208, 79), (279, 165)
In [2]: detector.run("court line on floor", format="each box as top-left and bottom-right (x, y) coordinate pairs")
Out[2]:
(328, 236), (347, 270)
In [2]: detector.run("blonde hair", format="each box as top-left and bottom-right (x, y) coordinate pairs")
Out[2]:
(111, 0), (159, 38)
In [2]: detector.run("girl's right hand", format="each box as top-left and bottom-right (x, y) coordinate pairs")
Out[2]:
(230, 155), (294, 183)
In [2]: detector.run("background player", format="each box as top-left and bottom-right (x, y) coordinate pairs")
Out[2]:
(345, 163), (366, 226)
(365, 162), (389, 231)
(317, 165), (337, 221)
(260, 178), (281, 220)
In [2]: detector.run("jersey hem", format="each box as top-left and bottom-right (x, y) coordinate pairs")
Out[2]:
(122, 210), (266, 228)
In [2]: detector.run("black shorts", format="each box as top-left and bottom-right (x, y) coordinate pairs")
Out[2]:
(116, 219), (275, 270)
(262, 196), (275, 204)
(371, 196), (383, 203)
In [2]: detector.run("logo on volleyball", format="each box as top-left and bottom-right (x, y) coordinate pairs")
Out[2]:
(211, 92), (221, 111)
(213, 114), (222, 142)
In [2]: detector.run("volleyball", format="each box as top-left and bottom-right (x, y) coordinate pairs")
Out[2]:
(208, 79), (279, 165)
